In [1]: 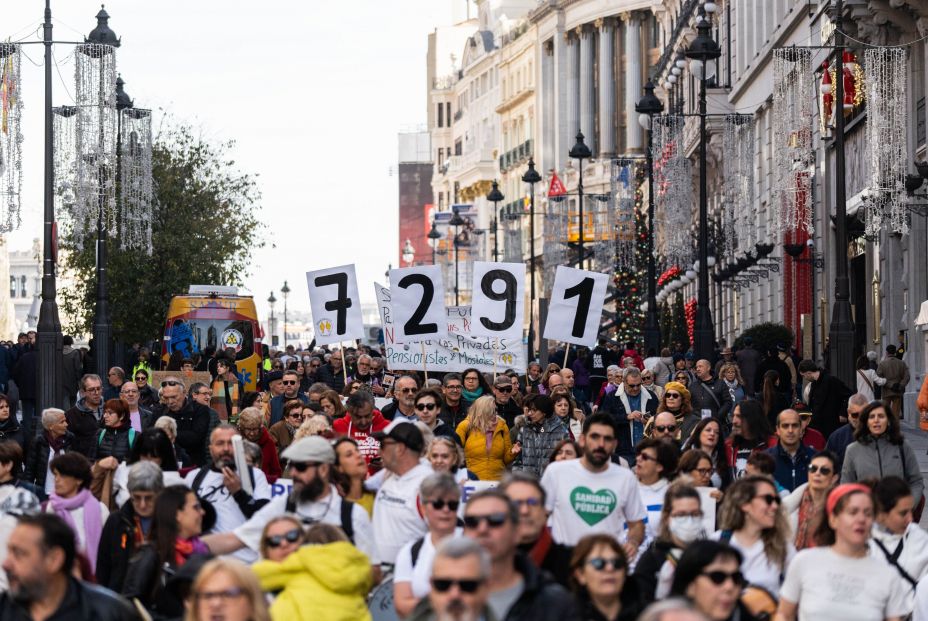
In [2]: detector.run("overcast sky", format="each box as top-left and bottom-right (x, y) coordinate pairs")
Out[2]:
(6, 0), (462, 319)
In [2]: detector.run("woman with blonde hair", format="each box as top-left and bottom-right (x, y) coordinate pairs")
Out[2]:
(294, 414), (333, 440)
(427, 436), (476, 484)
(185, 557), (270, 621)
(647, 382), (698, 441)
(455, 395), (514, 481)
(259, 514), (306, 562)
(719, 363), (746, 407)
(712, 475), (794, 597)
(538, 363), (562, 395)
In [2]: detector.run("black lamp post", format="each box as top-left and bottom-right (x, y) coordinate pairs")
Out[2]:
(487, 181), (504, 262)
(449, 208), (466, 305)
(427, 220), (442, 265)
(635, 81), (664, 354)
(685, 15), (721, 361)
(281, 280), (290, 349)
(267, 291), (277, 347)
(522, 158), (542, 361)
(568, 131), (592, 269)
(84, 6), (121, 377)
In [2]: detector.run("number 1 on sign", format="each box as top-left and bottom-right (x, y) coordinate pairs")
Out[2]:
(563, 277), (594, 339)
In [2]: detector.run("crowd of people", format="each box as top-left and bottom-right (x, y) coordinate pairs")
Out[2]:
(0, 337), (925, 620)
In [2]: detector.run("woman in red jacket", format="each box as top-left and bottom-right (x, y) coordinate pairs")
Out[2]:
(237, 406), (282, 482)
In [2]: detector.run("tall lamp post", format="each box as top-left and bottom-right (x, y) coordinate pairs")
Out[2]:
(568, 132), (592, 269)
(267, 291), (277, 347)
(636, 81), (665, 354)
(685, 15), (721, 361)
(281, 280), (290, 349)
(427, 220), (441, 264)
(487, 181), (504, 261)
(449, 208), (466, 305)
(522, 158), (542, 361)
(85, 6), (120, 376)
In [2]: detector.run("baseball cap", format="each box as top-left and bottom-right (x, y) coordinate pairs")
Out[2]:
(493, 375), (512, 387)
(372, 419), (425, 453)
(281, 436), (335, 464)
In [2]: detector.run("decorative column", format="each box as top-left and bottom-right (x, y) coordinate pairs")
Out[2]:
(623, 12), (643, 152)
(567, 31), (580, 150)
(542, 41), (555, 171)
(579, 25), (595, 153)
(596, 18), (615, 157)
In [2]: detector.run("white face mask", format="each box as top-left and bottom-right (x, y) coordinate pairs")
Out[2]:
(668, 516), (705, 544)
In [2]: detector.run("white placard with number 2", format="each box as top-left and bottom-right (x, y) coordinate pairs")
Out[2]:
(389, 265), (447, 344)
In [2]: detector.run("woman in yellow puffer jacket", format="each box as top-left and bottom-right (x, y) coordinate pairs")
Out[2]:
(455, 395), (514, 481)
(253, 539), (372, 621)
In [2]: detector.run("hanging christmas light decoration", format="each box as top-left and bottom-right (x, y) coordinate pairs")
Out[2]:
(611, 159), (637, 271)
(773, 47), (814, 235)
(0, 43), (23, 233)
(653, 115), (692, 265)
(722, 114), (755, 259)
(53, 106), (78, 217)
(819, 60), (833, 137)
(73, 42), (117, 243)
(543, 193), (568, 293)
(864, 47), (907, 236)
(119, 108), (153, 251)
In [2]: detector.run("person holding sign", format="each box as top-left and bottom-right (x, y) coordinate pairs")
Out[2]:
(540, 413), (646, 559)
(331, 391), (388, 475)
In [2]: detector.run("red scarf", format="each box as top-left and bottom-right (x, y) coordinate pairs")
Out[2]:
(174, 537), (208, 566)
(529, 527), (554, 567)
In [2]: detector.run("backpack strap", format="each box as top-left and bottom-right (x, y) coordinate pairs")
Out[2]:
(873, 537), (918, 589)
(285, 495), (295, 514)
(97, 429), (106, 445)
(719, 530), (733, 544)
(340, 499), (355, 543)
(190, 466), (211, 494)
(410, 536), (426, 567)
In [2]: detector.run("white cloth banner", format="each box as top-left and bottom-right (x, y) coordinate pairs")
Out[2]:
(374, 283), (526, 373)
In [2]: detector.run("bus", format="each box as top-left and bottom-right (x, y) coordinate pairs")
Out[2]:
(162, 285), (263, 391)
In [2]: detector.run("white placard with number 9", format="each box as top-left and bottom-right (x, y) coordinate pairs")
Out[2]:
(389, 265), (447, 344)
(542, 265), (609, 347)
(470, 261), (525, 341)
(305, 264), (365, 346)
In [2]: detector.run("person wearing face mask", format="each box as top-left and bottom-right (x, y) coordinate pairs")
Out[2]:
(634, 483), (707, 603)
(634, 439), (680, 551)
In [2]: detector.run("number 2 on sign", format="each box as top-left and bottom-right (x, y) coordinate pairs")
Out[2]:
(313, 272), (352, 334)
(564, 277), (594, 339)
(479, 270), (517, 332)
(398, 273), (437, 335)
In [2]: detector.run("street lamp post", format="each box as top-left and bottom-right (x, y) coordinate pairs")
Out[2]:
(427, 220), (441, 265)
(522, 158), (542, 361)
(281, 280), (290, 349)
(267, 291), (277, 347)
(449, 208), (466, 305)
(487, 181), (504, 262)
(685, 15), (721, 361)
(636, 81), (665, 355)
(568, 132), (592, 269)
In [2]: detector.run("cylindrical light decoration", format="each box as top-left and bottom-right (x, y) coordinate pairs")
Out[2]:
(611, 160), (636, 271)
(119, 108), (153, 252)
(0, 43), (23, 233)
(819, 61), (833, 136)
(722, 114), (756, 257)
(53, 106), (79, 218)
(73, 42), (117, 243)
(864, 47), (907, 236)
(543, 192), (569, 295)
(653, 115), (692, 265)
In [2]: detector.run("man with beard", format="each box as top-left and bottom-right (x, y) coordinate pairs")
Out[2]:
(408, 537), (493, 621)
(201, 436), (374, 566)
(185, 425), (271, 562)
(0, 514), (139, 620)
(332, 390), (389, 473)
(541, 413), (645, 559)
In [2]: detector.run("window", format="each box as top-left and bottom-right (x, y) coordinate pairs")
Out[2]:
(438, 103), (444, 128)
(446, 102), (451, 124)
(19, 276), (25, 298)
(8, 276), (14, 298)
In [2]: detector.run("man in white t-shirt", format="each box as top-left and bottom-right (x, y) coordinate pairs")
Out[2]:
(201, 436), (374, 566)
(185, 424), (271, 563)
(541, 412), (646, 559)
(370, 419), (432, 567)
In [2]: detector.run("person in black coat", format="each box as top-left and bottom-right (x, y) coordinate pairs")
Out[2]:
(689, 360), (733, 425)
(21, 410), (74, 499)
(754, 348), (793, 398)
(149, 380), (211, 466)
(10, 348), (38, 437)
(603, 370), (659, 465)
(798, 360), (854, 439)
(0, 394), (25, 454)
(94, 400), (138, 463)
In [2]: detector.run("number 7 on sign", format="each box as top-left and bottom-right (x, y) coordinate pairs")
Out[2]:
(542, 266), (609, 347)
(305, 264), (365, 346)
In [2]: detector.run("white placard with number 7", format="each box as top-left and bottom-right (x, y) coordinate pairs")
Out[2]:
(389, 265), (447, 344)
(470, 262), (525, 341)
(542, 266), (610, 347)
(305, 264), (365, 346)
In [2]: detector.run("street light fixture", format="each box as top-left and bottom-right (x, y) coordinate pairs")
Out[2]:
(427, 220), (442, 265)
(522, 157), (542, 361)
(281, 280), (290, 349)
(635, 80), (664, 354)
(486, 180), (505, 262)
(568, 131), (592, 269)
(449, 207), (466, 305)
(686, 14), (721, 361)
(402, 239), (416, 266)
(267, 291), (277, 347)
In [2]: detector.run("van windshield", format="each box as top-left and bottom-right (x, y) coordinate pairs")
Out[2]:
(167, 319), (254, 360)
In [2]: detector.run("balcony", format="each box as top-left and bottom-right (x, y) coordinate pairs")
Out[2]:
(448, 149), (497, 175)
(499, 139), (534, 172)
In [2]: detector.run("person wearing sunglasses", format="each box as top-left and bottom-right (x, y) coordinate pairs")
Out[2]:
(782, 450), (838, 550)
(777, 484), (908, 621)
(416, 538), (493, 621)
(824, 393), (868, 470)
(413, 388), (457, 445)
(268, 370), (310, 427)
(492, 375), (522, 429)
(604, 368), (659, 465)
(394, 473), (463, 617)
(711, 476), (794, 598)
(649, 381), (697, 444)
(382, 375), (421, 423)
(133, 368), (158, 408)
(462, 488), (578, 621)
(669, 540), (754, 621)
(569, 533), (642, 621)
(259, 515), (305, 562)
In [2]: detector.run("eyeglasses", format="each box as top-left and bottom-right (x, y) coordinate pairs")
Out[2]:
(808, 464), (833, 475)
(289, 462), (319, 473)
(753, 493), (782, 506)
(701, 570), (746, 587)
(693, 467), (714, 477)
(196, 390), (212, 397)
(641, 376), (653, 381)
(586, 557), (624, 571)
(463, 512), (509, 529)
(415, 403), (438, 411)
(160, 380), (181, 387)
(282, 380), (298, 386)
(134, 376), (147, 381)
(464, 376), (479, 382)
(495, 385), (512, 393)
(399, 387), (417, 393)
(665, 393), (681, 398)
(444, 385), (463, 391)
(426, 498), (460, 511)
(626, 382), (642, 389)
(636, 453), (656, 462)
(265, 528), (302, 548)
(654, 425), (676, 433)
(848, 412), (861, 419)
(511, 497), (542, 508)
(670, 510), (704, 519)
(431, 578), (483, 593)
(288, 412), (304, 420)
(194, 587), (245, 602)
(310, 363), (321, 368)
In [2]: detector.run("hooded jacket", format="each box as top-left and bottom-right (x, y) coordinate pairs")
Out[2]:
(254, 541), (372, 621)
(0, 413), (25, 452)
(65, 396), (104, 459)
(513, 413), (570, 477)
(841, 435), (924, 505)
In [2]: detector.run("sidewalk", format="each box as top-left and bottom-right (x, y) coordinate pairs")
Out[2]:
(900, 421), (928, 527)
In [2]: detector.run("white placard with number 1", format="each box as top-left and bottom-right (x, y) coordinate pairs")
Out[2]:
(543, 265), (609, 347)
(389, 265), (447, 344)
(470, 261), (525, 341)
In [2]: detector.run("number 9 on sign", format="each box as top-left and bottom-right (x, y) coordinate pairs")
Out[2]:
(542, 266), (609, 347)
(470, 262), (525, 340)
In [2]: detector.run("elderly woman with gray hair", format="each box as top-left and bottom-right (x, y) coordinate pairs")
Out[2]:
(22, 408), (74, 499)
(96, 461), (164, 591)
